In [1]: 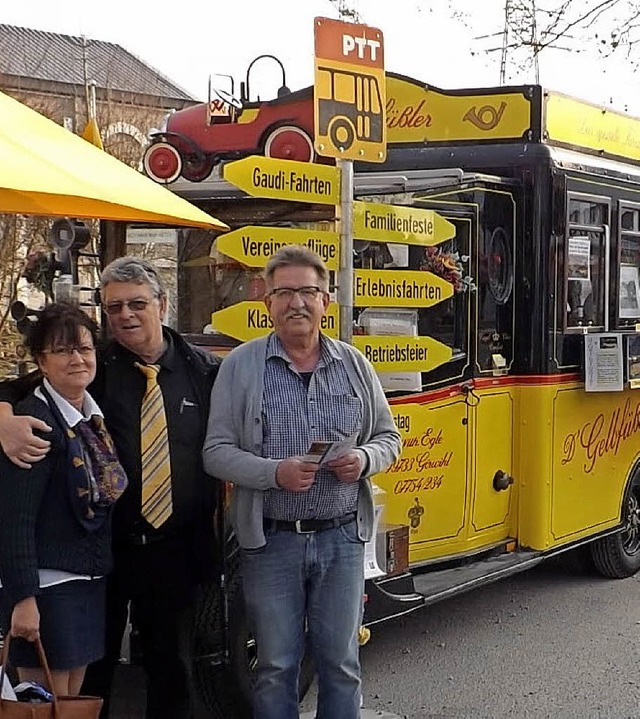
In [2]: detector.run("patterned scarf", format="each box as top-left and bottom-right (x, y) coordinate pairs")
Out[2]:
(41, 386), (128, 531)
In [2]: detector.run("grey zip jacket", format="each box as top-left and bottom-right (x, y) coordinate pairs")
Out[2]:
(202, 333), (401, 549)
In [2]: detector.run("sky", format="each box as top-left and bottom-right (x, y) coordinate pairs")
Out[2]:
(2, 0), (639, 115)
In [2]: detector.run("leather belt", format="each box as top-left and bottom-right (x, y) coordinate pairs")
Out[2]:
(264, 512), (356, 535)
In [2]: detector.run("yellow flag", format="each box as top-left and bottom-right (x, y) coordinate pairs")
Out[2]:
(81, 117), (103, 150)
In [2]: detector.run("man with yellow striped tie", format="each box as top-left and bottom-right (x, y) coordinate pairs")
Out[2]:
(83, 257), (222, 719)
(0, 256), (221, 719)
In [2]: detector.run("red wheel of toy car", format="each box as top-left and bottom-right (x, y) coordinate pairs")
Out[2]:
(143, 142), (183, 183)
(182, 155), (215, 183)
(263, 126), (314, 162)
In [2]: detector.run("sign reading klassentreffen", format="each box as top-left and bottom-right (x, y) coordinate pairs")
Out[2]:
(354, 269), (454, 308)
(223, 156), (341, 204)
(212, 302), (340, 342)
(353, 335), (453, 373)
(353, 201), (456, 246)
(216, 226), (340, 270)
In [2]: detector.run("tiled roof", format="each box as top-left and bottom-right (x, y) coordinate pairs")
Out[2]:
(0, 24), (195, 101)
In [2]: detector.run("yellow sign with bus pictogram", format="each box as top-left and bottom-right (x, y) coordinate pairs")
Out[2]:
(314, 16), (386, 162)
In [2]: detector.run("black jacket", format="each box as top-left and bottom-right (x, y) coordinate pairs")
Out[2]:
(0, 393), (113, 606)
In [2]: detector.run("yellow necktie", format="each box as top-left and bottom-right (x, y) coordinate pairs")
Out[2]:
(135, 363), (172, 528)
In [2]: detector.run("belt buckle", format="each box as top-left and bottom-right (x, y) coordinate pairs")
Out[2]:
(294, 520), (315, 534)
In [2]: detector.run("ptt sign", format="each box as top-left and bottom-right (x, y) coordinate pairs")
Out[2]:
(313, 16), (386, 163)
(341, 33), (382, 62)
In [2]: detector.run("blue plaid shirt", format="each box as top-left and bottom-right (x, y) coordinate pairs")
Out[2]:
(262, 333), (363, 521)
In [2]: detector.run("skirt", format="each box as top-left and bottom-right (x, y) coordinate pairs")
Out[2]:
(1, 577), (106, 671)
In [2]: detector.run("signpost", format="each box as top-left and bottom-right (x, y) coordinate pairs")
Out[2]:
(352, 335), (453, 373)
(211, 302), (339, 342)
(223, 155), (341, 204)
(314, 15), (387, 345)
(354, 269), (454, 307)
(208, 20), (459, 381)
(216, 226), (339, 270)
(353, 201), (456, 246)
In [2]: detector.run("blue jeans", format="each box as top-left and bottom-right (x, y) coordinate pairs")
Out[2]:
(241, 519), (365, 719)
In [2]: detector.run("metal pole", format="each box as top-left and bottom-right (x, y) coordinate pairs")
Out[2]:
(337, 158), (354, 343)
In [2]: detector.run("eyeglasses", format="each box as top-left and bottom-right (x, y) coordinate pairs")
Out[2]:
(267, 286), (324, 301)
(102, 299), (153, 315)
(44, 345), (96, 357)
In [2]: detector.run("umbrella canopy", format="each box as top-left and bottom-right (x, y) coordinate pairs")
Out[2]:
(0, 90), (228, 231)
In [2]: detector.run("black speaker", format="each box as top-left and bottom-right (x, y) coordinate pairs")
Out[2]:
(48, 219), (91, 251)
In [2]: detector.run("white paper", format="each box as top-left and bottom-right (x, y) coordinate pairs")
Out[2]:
(1, 668), (17, 700)
(567, 236), (591, 281)
(363, 504), (385, 579)
(585, 333), (624, 392)
(302, 432), (358, 465)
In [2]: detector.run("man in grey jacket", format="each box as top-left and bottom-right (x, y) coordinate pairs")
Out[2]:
(203, 246), (400, 719)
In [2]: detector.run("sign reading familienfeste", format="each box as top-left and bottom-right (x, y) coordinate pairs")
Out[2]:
(211, 302), (340, 342)
(354, 201), (456, 246)
(223, 156), (341, 204)
(354, 269), (454, 307)
(353, 335), (453, 373)
(216, 226), (339, 270)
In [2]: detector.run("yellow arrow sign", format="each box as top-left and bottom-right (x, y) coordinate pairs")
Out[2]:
(223, 156), (341, 204)
(353, 335), (452, 373)
(211, 301), (340, 342)
(216, 226), (340, 270)
(354, 269), (454, 307)
(353, 201), (456, 246)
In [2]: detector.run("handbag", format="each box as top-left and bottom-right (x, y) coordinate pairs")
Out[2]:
(0, 636), (103, 719)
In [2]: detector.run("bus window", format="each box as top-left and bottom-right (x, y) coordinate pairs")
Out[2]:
(564, 196), (609, 330)
(617, 203), (640, 327)
(334, 72), (356, 105)
(369, 77), (381, 114)
(316, 68), (331, 100)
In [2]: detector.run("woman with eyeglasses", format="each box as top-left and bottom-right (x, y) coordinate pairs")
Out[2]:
(0, 302), (127, 697)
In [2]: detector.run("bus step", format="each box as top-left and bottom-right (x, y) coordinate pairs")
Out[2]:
(412, 549), (542, 607)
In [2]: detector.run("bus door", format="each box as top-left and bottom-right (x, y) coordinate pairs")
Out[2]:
(404, 185), (517, 556)
(470, 186), (518, 547)
(379, 196), (475, 564)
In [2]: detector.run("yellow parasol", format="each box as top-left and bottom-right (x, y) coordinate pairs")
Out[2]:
(0, 90), (228, 231)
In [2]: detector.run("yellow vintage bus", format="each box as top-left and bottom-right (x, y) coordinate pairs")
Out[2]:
(110, 73), (640, 716)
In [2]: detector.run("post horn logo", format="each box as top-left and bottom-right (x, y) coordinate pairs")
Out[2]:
(463, 101), (507, 130)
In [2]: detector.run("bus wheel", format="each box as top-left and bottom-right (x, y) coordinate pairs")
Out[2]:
(264, 126), (314, 162)
(190, 581), (249, 718)
(591, 470), (640, 578)
(227, 569), (316, 710)
(328, 118), (355, 152)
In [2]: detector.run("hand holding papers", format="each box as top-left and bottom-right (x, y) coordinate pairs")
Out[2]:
(302, 433), (364, 484)
(302, 432), (359, 465)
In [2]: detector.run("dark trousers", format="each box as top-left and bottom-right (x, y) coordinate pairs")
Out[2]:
(82, 537), (197, 719)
